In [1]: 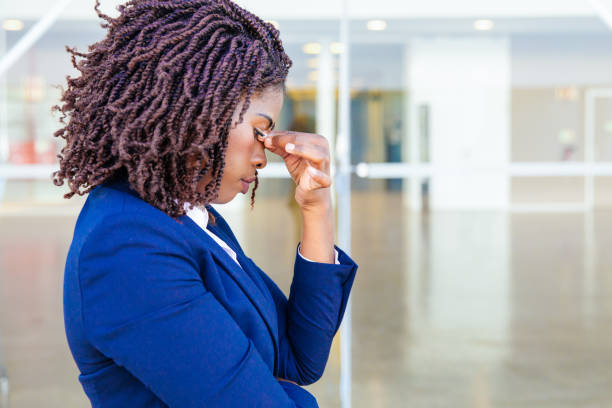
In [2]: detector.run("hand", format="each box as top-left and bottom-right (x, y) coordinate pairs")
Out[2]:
(262, 130), (331, 209)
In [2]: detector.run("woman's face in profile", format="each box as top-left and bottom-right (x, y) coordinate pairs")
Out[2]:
(197, 87), (284, 203)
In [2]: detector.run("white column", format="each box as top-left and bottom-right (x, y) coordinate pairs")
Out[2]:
(409, 37), (511, 210)
(584, 89), (595, 210)
(337, 1), (352, 407)
(316, 39), (337, 174)
(0, 25), (8, 163)
(402, 44), (422, 211)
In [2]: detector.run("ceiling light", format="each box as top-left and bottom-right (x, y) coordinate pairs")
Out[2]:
(307, 58), (318, 69)
(330, 42), (345, 54)
(3, 19), (24, 31)
(367, 20), (387, 31)
(302, 42), (322, 55)
(474, 19), (494, 31)
(307, 71), (318, 82)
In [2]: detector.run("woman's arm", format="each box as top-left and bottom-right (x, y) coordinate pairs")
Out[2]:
(263, 131), (335, 264)
(260, 130), (358, 385)
(299, 194), (334, 264)
(250, 245), (357, 385)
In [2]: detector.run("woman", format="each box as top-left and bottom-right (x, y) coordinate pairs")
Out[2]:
(54, 0), (357, 407)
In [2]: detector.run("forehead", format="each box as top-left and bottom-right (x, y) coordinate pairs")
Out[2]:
(231, 87), (284, 126)
(245, 88), (284, 115)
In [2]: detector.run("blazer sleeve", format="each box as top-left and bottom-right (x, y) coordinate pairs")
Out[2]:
(259, 245), (358, 385)
(78, 212), (317, 408)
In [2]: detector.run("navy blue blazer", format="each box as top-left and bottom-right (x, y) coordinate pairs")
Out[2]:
(63, 179), (357, 407)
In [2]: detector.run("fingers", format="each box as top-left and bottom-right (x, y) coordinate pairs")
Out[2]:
(262, 135), (286, 157)
(254, 128), (267, 143)
(264, 130), (296, 148)
(265, 130), (330, 151)
(284, 142), (328, 166)
(263, 131), (329, 168)
(306, 166), (332, 188)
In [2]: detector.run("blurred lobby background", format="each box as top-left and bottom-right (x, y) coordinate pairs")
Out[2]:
(2, 0), (612, 407)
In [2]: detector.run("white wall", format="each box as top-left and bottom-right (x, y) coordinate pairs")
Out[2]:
(512, 35), (612, 87)
(409, 37), (511, 210)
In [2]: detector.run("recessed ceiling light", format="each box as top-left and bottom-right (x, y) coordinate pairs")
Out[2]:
(330, 42), (345, 54)
(303, 42), (322, 55)
(266, 20), (279, 30)
(474, 19), (494, 31)
(307, 71), (318, 82)
(3, 19), (24, 31)
(367, 20), (387, 31)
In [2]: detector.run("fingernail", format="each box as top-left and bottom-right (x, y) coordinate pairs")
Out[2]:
(285, 143), (295, 152)
(264, 137), (272, 147)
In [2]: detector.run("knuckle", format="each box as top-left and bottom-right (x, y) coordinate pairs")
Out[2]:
(318, 135), (329, 147)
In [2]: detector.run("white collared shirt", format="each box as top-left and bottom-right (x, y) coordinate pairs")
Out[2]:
(184, 203), (241, 265)
(183, 203), (339, 267)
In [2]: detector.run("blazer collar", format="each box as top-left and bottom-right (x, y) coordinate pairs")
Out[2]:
(205, 206), (277, 308)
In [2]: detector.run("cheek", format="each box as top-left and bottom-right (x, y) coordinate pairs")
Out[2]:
(222, 128), (253, 172)
(226, 128), (253, 158)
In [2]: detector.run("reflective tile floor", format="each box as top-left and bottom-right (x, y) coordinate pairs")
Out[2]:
(1, 189), (612, 407)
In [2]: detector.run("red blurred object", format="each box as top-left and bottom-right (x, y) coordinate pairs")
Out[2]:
(9, 141), (36, 164)
(8, 140), (58, 164)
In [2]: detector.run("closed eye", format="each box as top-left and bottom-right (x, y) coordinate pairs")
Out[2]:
(254, 127), (266, 142)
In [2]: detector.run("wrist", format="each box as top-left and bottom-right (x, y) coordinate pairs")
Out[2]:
(299, 197), (332, 217)
(296, 188), (332, 214)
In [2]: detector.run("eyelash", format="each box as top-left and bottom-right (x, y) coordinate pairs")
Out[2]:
(254, 128), (266, 141)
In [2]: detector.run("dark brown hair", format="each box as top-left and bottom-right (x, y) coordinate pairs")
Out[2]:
(52, 0), (291, 217)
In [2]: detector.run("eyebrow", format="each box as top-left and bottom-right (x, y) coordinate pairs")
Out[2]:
(256, 113), (275, 130)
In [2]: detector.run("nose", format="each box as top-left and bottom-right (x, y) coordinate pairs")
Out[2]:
(252, 141), (267, 169)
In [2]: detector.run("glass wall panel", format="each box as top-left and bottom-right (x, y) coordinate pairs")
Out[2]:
(595, 96), (612, 162)
(595, 176), (612, 208)
(2, 21), (105, 166)
(511, 177), (585, 204)
(511, 87), (584, 162)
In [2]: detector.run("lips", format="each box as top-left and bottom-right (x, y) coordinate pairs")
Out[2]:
(240, 177), (256, 194)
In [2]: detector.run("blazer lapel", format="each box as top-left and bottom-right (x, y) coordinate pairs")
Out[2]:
(180, 215), (280, 368)
(207, 222), (276, 307)
(234, 252), (279, 342)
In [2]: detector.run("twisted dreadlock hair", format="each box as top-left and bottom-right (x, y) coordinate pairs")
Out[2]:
(52, 0), (292, 217)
